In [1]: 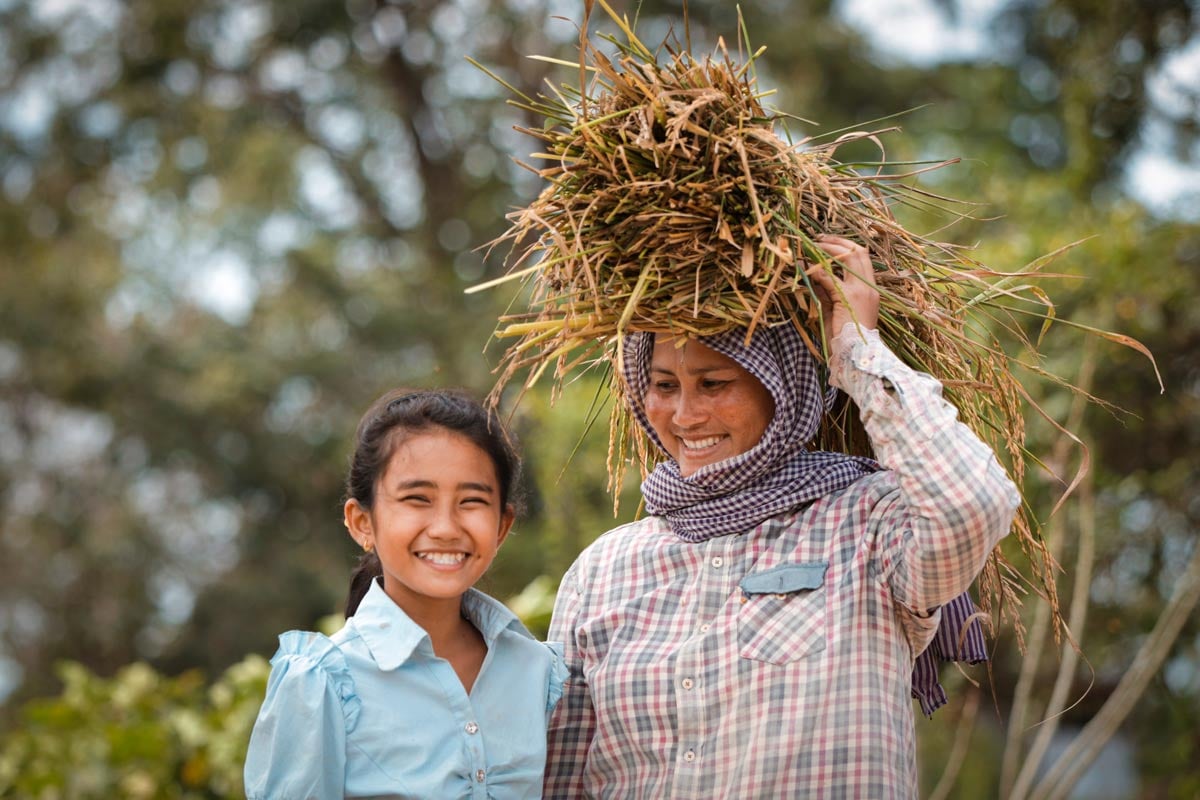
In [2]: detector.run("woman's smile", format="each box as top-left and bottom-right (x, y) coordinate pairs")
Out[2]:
(680, 434), (724, 451)
(644, 335), (775, 477)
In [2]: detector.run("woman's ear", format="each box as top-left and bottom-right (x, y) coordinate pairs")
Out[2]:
(496, 504), (516, 548)
(344, 499), (374, 551)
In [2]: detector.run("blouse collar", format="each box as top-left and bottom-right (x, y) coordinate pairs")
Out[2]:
(351, 578), (530, 671)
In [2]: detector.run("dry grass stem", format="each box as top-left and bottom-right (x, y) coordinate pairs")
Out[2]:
(469, 3), (1161, 648)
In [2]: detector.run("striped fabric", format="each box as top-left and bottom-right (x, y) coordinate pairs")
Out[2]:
(546, 327), (1019, 798)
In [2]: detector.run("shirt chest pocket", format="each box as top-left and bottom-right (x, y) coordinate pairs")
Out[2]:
(736, 562), (828, 665)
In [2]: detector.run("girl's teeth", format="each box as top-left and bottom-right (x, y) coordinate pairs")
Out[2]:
(420, 552), (466, 565)
(683, 436), (722, 450)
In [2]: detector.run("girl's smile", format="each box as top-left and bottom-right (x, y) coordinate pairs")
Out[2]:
(346, 428), (514, 618)
(415, 551), (469, 567)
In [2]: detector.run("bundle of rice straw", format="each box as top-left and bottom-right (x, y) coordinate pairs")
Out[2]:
(468, 2), (1160, 647)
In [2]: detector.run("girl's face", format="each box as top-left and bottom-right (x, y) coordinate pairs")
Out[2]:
(644, 335), (775, 477)
(346, 428), (514, 616)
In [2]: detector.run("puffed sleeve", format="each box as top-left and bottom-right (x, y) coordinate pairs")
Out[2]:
(244, 631), (361, 800)
(544, 640), (568, 719)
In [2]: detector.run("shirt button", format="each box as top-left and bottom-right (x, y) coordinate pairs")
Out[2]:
(464, 721), (479, 735)
(711, 557), (723, 568)
(475, 769), (486, 782)
(684, 749), (696, 762)
(681, 678), (694, 690)
(699, 623), (710, 633)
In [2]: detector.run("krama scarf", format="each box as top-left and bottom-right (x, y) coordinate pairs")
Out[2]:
(620, 323), (985, 715)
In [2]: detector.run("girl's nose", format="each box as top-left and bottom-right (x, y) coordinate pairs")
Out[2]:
(425, 503), (460, 538)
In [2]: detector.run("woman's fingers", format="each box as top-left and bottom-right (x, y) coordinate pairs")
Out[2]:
(806, 234), (881, 335)
(814, 234), (875, 285)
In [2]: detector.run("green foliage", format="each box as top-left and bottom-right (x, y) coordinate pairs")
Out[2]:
(0, 583), (558, 798)
(0, 658), (268, 799)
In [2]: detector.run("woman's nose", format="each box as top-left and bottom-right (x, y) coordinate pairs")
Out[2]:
(672, 388), (707, 427)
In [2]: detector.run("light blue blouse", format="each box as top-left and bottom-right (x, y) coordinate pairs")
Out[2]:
(244, 580), (566, 799)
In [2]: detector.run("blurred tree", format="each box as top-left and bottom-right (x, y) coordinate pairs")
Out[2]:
(0, 0), (581, 707)
(0, 0), (1197, 795)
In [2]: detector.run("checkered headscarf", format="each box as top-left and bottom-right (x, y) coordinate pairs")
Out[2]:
(621, 323), (877, 541)
(620, 322), (987, 715)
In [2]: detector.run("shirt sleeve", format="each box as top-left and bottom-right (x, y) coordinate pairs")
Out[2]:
(544, 640), (569, 719)
(244, 632), (359, 800)
(828, 324), (1021, 613)
(543, 561), (597, 799)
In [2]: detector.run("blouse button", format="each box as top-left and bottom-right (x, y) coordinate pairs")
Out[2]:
(475, 769), (486, 782)
(699, 623), (710, 633)
(684, 749), (696, 762)
(681, 678), (694, 690)
(465, 721), (479, 735)
(711, 556), (723, 568)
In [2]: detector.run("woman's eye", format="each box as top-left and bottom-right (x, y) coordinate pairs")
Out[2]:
(701, 379), (729, 390)
(653, 381), (677, 392)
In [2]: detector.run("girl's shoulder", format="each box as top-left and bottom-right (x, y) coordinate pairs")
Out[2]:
(272, 629), (348, 666)
(497, 633), (568, 714)
(266, 630), (362, 729)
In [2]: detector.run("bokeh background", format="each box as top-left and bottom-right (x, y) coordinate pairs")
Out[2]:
(0, 0), (1197, 797)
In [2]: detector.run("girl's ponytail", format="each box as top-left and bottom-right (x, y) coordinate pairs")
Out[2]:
(345, 550), (382, 617)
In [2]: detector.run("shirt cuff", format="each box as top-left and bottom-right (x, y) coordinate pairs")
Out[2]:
(828, 323), (904, 393)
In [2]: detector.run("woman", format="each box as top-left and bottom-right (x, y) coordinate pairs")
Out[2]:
(544, 236), (1020, 798)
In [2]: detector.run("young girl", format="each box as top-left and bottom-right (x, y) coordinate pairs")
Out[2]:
(245, 388), (565, 799)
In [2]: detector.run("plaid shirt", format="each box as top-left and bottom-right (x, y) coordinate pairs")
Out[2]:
(545, 331), (1019, 798)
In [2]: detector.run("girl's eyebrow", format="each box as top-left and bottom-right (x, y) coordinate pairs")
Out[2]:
(393, 479), (435, 490)
(392, 479), (495, 493)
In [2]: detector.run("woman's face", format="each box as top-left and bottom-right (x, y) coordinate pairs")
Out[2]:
(644, 335), (776, 477)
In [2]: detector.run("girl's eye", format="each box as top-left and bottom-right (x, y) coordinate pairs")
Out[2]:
(400, 494), (430, 504)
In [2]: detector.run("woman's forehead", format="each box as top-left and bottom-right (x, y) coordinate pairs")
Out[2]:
(650, 335), (746, 373)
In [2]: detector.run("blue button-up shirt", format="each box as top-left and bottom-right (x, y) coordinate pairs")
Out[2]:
(245, 580), (565, 799)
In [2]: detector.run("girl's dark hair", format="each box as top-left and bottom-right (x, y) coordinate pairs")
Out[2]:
(343, 388), (522, 616)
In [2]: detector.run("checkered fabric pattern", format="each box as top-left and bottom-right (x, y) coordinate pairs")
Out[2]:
(545, 329), (1019, 798)
(621, 325), (879, 540)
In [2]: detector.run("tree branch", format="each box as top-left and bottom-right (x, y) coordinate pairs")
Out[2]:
(1029, 531), (1200, 800)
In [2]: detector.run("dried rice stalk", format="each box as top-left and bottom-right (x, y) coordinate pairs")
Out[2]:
(468, 2), (1161, 649)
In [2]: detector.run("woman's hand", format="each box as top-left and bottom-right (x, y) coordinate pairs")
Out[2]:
(805, 234), (880, 348)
